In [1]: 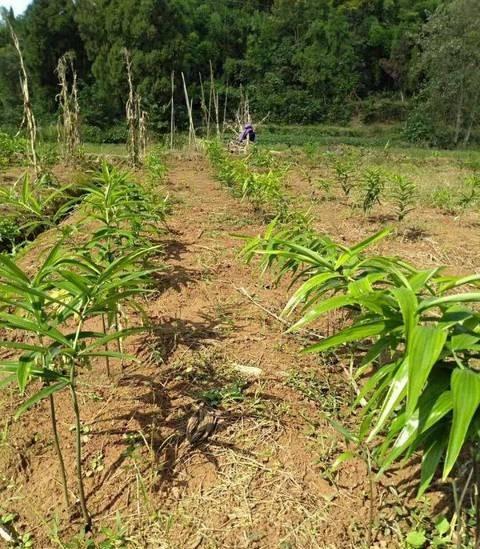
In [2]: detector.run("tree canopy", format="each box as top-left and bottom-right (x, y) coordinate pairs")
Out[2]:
(3, 0), (480, 146)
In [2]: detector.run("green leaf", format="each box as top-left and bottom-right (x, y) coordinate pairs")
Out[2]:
(331, 450), (356, 471)
(0, 341), (45, 353)
(392, 287), (418, 346)
(435, 516), (450, 536)
(443, 368), (480, 479)
(80, 327), (145, 351)
(288, 295), (355, 332)
(282, 272), (339, 316)
(0, 254), (30, 284)
(409, 268), (441, 292)
(326, 417), (358, 444)
(335, 228), (391, 269)
(407, 326), (447, 415)
(419, 292), (480, 312)
(406, 530), (427, 548)
(17, 359), (31, 394)
(368, 359), (408, 442)
(15, 380), (69, 419)
(418, 436), (447, 497)
(304, 320), (387, 353)
(0, 313), (70, 346)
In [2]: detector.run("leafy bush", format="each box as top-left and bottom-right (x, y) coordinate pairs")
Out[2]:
(0, 132), (28, 167)
(0, 162), (170, 531)
(205, 140), (288, 219)
(145, 146), (168, 183)
(332, 156), (356, 197)
(82, 124), (128, 144)
(403, 112), (433, 145)
(0, 218), (21, 252)
(459, 172), (480, 209)
(360, 96), (409, 124)
(431, 186), (459, 214)
(243, 222), (480, 500)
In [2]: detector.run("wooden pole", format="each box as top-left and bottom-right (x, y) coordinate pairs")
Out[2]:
(222, 82), (229, 135)
(210, 61), (220, 137)
(181, 72), (196, 148)
(170, 70), (175, 150)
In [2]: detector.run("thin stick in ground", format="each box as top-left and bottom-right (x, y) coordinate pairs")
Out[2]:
(181, 72), (196, 148)
(170, 71), (175, 150)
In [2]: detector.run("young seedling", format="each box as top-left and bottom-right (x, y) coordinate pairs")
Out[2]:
(459, 172), (480, 209)
(360, 167), (384, 214)
(389, 173), (416, 221)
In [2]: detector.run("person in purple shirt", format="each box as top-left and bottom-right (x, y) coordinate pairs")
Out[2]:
(239, 123), (256, 143)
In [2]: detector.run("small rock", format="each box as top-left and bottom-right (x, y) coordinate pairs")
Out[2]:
(231, 363), (263, 378)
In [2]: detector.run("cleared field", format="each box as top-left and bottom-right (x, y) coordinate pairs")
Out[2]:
(0, 138), (479, 548)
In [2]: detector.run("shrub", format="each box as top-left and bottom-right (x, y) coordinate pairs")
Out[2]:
(0, 132), (28, 167)
(0, 218), (21, 252)
(243, 223), (480, 501)
(360, 96), (409, 124)
(82, 124), (128, 144)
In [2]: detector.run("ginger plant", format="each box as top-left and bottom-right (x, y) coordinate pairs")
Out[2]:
(389, 173), (416, 221)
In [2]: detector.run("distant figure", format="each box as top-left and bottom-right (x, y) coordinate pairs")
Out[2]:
(239, 123), (256, 144)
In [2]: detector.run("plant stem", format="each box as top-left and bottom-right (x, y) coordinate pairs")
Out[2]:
(474, 446), (480, 549)
(70, 303), (91, 530)
(70, 380), (91, 530)
(39, 332), (70, 511)
(49, 393), (70, 509)
(454, 467), (474, 548)
(115, 309), (125, 371)
(101, 313), (111, 377)
(367, 449), (375, 548)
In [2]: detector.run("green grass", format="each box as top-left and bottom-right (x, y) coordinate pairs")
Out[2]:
(256, 123), (480, 162)
(82, 143), (128, 156)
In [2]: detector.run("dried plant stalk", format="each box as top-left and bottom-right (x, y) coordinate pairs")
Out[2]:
(56, 52), (81, 163)
(139, 109), (148, 160)
(123, 48), (146, 167)
(7, 18), (39, 175)
(236, 85), (251, 131)
(210, 61), (220, 137)
(199, 72), (210, 138)
(222, 82), (229, 135)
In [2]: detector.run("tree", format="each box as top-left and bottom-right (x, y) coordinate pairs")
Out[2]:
(419, 0), (480, 146)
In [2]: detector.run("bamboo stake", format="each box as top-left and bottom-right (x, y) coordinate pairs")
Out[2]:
(207, 69), (213, 138)
(210, 61), (220, 137)
(139, 109), (148, 161)
(222, 81), (229, 135)
(181, 72), (196, 148)
(170, 70), (175, 150)
(6, 18), (39, 175)
(199, 72), (210, 138)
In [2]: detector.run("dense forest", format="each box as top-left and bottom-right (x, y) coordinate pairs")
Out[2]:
(1, 0), (479, 146)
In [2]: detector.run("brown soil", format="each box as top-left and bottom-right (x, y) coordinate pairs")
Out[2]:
(0, 154), (468, 548)
(285, 167), (480, 273)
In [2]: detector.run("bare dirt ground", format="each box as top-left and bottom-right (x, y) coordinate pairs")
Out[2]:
(1, 153), (474, 548)
(282, 158), (480, 273)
